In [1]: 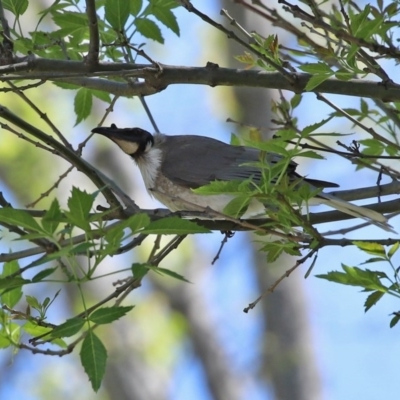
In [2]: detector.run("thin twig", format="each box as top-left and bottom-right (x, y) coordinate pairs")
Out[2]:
(244, 247), (320, 312)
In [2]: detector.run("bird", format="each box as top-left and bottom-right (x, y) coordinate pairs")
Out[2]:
(92, 124), (394, 232)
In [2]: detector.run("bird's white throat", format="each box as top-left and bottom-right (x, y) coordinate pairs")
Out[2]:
(135, 145), (162, 190)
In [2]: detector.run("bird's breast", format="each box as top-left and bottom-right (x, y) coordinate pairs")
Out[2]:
(151, 174), (265, 217)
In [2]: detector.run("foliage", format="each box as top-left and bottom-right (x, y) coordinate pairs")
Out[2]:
(0, 0), (399, 391)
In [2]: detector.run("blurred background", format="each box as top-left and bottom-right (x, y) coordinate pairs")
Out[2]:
(0, 1), (399, 399)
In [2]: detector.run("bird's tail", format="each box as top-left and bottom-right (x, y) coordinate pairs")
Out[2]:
(317, 192), (395, 233)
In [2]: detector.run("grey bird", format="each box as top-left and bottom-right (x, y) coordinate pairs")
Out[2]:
(92, 124), (393, 232)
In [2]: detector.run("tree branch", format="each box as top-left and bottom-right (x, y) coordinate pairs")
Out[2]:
(85, 0), (99, 67)
(0, 58), (399, 101)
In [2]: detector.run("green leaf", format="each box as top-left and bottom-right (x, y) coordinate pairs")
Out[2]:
(0, 207), (44, 233)
(141, 217), (210, 234)
(135, 18), (164, 43)
(150, 4), (180, 35)
(91, 89), (111, 103)
(65, 187), (95, 230)
(130, 0), (143, 15)
(74, 88), (93, 126)
(360, 257), (386, 265)
(32, 268), (58, 282)
(0, 276), (29, 291)
(304, 73), (334, 91)
(317, 265), (387, 291)
(299, 62), (333, 74)
(0, 331), (11, 348)
(25, 295), (41, 310)
(149, 266), (190, 283)
(131, 263), (149, 280)
(302, 117), (333, 136)
(80, 331), (107, 392)
(51, 317), (85, 338)
(297, 150), (324, 160)
(2, 0), (28, 16)
(390, 313), (400, 328)
(105, 0), (130, 30)
(23, 321), (66, 347)
(351, 4), (370, 36)
(353, 241), (386, 257)
(52, 11), (88, 38)
(223, 195), (251, 218)
(42, 198), (62, 234)
(89, 306), (134, 324)
(364, 290), (385, 312)
(1, 261), (23, 308)
(0, 322), (20, 347)
(126, 213), (151, 232)
(388, 242), (400, 259)
(193, 180), (251, 196)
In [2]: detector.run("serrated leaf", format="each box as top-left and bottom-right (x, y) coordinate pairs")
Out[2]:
(260, 240), (299, 263)
(105, 0), (130, 30)
(388, 242), (400, 259)
(32, 267), (58, 282)
(302, 117), (333, 136)
(127, 213), (151, 232)
(390, 313), (400, 328)
(0, 276), (29, 291)
(135, 18), (164, 43)
(51, 317), (85, 338)
(52, 11), (88, 38)
(0, 322), (20, 348)
(23, 321), (66, 347)
(317, 265), (387, 291)
(1, 260), (23, 308)
(290, 94), (302, 108)
(66, 187), (95, 230)
(193, 180), (251, 195)
(2, 0), (28, 16)
(89, 306), (134, 324)
(80, 331), (107, 392)
(25, 295), (41, 310)
(130, 0), (143, 15)
(91, 90), (111, 103)
(297, 150), (324, 159)
(0, 207), (44, 233)
(304, 73), (334, 91)
(42, 198), (62, 234)
(74, 88), (93, 126)
(150, 4), (180, 35)
(0, 332), (11, 348)
(28, 245), (75, 268)
(222, 195), (251, 218)
(299, 62), (333, 74)
(149, 266), (190, 283)
(131, 263), (149, 280)
(364, 290), (385, 312)
(141, 217), (210, 234)
(360, 257), (386, 265)
(353, 241), (386, 257)
(230, 133), (241, 146)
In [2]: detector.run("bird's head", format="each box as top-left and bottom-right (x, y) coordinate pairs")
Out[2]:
(92, 124), (154, 158)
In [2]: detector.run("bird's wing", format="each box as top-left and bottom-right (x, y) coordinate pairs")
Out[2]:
(158, 135), (299, 189)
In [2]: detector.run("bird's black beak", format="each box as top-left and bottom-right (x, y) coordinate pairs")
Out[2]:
(92, 124), (154, 156)
(91, 123), (125, 139)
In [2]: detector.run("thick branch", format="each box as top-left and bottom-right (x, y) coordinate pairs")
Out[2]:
(0, 58), (399, 101)
(85, 0), (99, 67)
